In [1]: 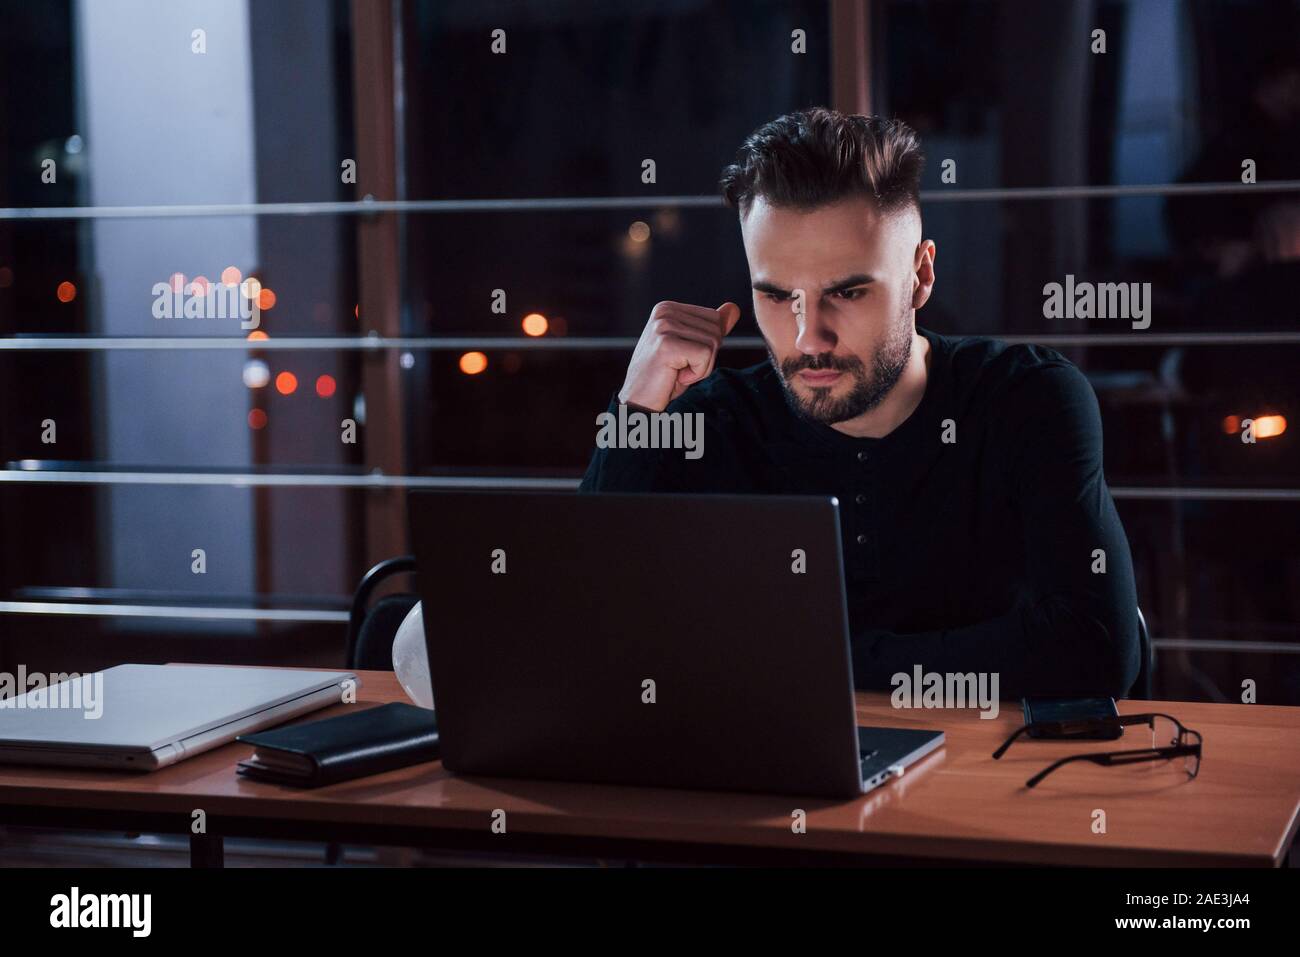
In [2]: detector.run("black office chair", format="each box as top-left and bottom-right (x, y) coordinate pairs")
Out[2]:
(345, 555), (418, 671)
(1130, 606), (1154, 700)
(327, 556), (418, 866)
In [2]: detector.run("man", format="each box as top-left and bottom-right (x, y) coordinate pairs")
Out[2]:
(581, 108), (1139, 698)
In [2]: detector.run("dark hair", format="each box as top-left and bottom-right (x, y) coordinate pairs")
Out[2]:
(720, 108), (925, 219)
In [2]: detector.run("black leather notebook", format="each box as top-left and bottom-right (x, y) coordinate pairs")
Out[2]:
(236, 702), (439, 788)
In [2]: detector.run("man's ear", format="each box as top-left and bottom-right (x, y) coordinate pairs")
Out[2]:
(912, 240), (936, 310)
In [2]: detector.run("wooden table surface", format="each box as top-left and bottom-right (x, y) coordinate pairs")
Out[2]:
(1, 669), (1297, 866)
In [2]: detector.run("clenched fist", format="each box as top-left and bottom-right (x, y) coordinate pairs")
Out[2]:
(617, 301), (742, 412)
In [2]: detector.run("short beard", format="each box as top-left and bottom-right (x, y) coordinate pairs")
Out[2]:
(769, 315), (913, 426)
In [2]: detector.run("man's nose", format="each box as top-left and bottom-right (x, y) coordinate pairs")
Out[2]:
(794, 303), (837, 354)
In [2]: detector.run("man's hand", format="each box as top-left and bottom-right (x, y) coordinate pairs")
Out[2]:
(617, 301), (742, 411)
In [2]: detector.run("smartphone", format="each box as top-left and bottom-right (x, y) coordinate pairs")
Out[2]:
(1021, 697), (1122, 740)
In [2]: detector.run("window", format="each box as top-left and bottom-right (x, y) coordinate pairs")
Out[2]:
(1, 0), (1296, 704)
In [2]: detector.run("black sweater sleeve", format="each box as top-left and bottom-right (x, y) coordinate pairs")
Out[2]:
(579, 393), (735, 494)
(579, 396), (678, 492)
(849, 364), (1140, 698)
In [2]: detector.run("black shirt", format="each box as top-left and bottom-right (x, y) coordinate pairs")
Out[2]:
(579, 325), (1140, 698)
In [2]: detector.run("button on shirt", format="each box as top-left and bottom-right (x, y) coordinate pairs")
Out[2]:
(579, 326), (1140, 697)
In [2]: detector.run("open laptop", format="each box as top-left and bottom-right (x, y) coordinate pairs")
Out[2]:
(409, 491), (943, 799)
(0, 664), (356, 771)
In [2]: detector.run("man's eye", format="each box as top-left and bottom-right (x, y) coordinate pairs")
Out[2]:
(763, 292), (789, 303)
(834, 287), (866, 301)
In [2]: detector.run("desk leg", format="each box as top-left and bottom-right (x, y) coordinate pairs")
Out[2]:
(190, 832), (224, 868)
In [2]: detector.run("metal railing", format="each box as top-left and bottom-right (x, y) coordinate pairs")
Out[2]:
(3, 180), (1299, 220)
(3, 181), (1297, 636)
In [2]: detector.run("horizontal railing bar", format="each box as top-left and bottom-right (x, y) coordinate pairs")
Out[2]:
(0, 336), (703, 351)
(0, 600), (347, 622)
(0, 196), (722, 221)
(2, 181), (1299, 220)
(2, 470), (1299, 500)
(1109, 487), (1300, 501)
(923, 181), (1300, 201)
(1, 599), (1296, 647)
(14, 584), (349, 611)
(1152, 638), (1300, 654)
(3, 332), (1300, 351)
(0, 470), (579, 489)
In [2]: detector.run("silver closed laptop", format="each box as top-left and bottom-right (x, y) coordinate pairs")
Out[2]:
(0, 664), (356, 771)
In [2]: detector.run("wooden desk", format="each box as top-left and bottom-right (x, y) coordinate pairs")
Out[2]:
(0, 670), (1297, 866)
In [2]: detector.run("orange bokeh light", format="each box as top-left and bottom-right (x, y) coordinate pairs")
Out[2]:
(56, 281), (76, 303)
(315, 374), (336, 398)
(248, 409), (268, 430)
(275, 371), (298, 395)
(247, 330), (269, 341)
(169, 272), (186, 293)
(1255, 415), (1287, 439)
(459, 352), (488, 375)
(191, 276), (210, 295)
(1224, 414), (1287, 438)
(354, 303), (360, 319)
(522, 313), (548, 337)
(258, 288), (277, 310)
(221, 266), (242, 286)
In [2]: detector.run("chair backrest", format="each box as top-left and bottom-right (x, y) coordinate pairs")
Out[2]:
(346, 556), (417, 671)
(1130, 606), (1154, 700)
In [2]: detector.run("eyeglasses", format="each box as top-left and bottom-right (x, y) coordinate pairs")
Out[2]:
(992, 712), (1202, 788)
